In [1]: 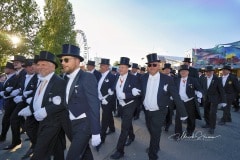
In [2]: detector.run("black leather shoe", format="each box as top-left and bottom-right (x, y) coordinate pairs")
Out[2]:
(0, 135), (6, 142)
(202, 124), (210, 128)
(21, 148), (34, 159)
(125, 137), (134, 146)
(106, 130), (115, 135)
(186, 132), (193, 137)
(208, 129), (214, 134)
(110, 151), (124, 159)
(3, 143), (21, 150)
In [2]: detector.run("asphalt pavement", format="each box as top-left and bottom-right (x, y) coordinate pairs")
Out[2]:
(0, 106), (240, 160)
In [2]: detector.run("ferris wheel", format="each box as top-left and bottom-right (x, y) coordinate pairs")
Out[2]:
(76, 30), (89, 63)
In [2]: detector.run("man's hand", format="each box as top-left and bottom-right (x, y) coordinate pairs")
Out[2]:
(10, 89), (20, 96)
(91, 134), (101, 146)
(132, 88), (141, 96)
(18, 106), (32, 117)
(34, 108), (47, 121)
(23, 90), (33, 97)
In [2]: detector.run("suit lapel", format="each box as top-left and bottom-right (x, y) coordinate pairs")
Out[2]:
(42, 74), (56, 105)
(68, 70), (82, 102)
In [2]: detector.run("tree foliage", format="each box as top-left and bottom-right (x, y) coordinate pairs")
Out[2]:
(0, 0), (41, 63)
(35, 0), (77, 56)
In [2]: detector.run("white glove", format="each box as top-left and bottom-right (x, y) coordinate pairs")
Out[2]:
(26, 97), (33, 104)
(118, 92), (126, 100)
(197, 98), (201, 103)
(119, 100), (126, 107)
(91, 134), (101, 146)
(102, 99), (108, 105)
(10, 89), (21, 96)
(0, 91), (4, 97)
(18, 106), (32, 117)
(170, 96), (173, 100)
(163, 84), (168, 92)
(6, 87), (13, 92)
(34, 108), (47, 121)
(14, 96), (23, 103)
(219, 103), (227, 108)
(23, 90), (33, 97)
(108, 89), (114, 95)
(180, 116), (188, 121)
(195, 91), (202, 98)
(132, 88), (141, 96)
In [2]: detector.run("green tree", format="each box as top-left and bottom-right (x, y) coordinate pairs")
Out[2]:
(0, 0), (41, 66)
(35, 0), (77, 57)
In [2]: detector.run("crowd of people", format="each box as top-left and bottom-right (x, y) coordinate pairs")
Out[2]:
(0, 44), (239, 160)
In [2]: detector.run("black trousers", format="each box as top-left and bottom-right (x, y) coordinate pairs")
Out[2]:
(145, 107), (168, 160)
(31, 117), (66, 160)
(116, 101), (136, 154)
(221, 97), (234, 122)
(1, 98), (15, 137)
(165, 101), (174, 128)
(66, 118), (93, 160)
(175, 99), (196, 134)
(101, 103), (115, 142)
(204, 101), (218, 129)
(10, 102), (27, 145)
(25, 115), (39, 149)
(133, 98), (142, 118)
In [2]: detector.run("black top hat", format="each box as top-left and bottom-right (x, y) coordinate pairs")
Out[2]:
(57, 44), (84, 62)
(33, 55), (39, 64)
(112, 67), (117, 72)
(221, 65), (232, 71)
(146, 53), (160, 64)
(5, 62), (14, 69)
(118, 57), (131, 67)
(182, 58), (192, 63)
(23, 59), (34, 67)
(205, 65), (214, 71)
(100, 58), (110, 65)
(198, 68), (205, 72)
(36, 51), (58, 68)
(11, 55), (26, 62)
(140, 67), (146, 72)
(170, 69), (176, 75)
(179, 65), (189, 71)
(162, 63), (172, 70)
(86, 60), (95, 66)
(132, 63), (139, 69)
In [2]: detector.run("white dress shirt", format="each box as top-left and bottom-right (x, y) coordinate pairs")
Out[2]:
(33, 72), (54, 112)
(116, 73), (128, 100)
(24, 74), (34, 91)
(143, 72), (160, 111)
(207, 75), (213, 89)
(179, 77), (192, 102)
(222, 74), (229, 87)
(98, 70), (109, 100)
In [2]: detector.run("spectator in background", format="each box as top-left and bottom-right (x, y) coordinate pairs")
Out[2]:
(86, 60), (101, 82)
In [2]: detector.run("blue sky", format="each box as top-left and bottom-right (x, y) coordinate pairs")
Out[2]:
(37, 0), (240, 65)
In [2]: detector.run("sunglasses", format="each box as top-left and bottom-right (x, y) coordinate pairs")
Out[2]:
(60, 58), (75, 63)
(147, 64), (158, 67)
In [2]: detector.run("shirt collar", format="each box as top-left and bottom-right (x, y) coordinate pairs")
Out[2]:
(149, 72), (160, 79)
(67, 68), (80, 79)
(38, 72), (54, 82)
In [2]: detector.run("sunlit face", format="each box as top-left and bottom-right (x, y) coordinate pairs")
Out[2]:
(32, 63), (39, 73)
(118, 65), (129, 75)
(37, 61), (55, 77)
(13, 61), (23, 70)
(179, 69), (189, 78)
(99, 64), (109, 73)
(60, 56), (80, 74)
(147, 62), (160, 75)
(222, 69), (230, 76)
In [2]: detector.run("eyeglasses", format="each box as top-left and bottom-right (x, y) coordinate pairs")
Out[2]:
(147, 64), (158, 67)
(60, 58), (75, 63)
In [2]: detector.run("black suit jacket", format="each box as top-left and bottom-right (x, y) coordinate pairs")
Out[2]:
(93, 69), (101, 82)
(175, 76), (202, 119)
(220, 73), (240, 101)
(201, 74), (226, 104)
(67, 70), (101, 135)
(141, 72), (187, 117)
(99, 71), (116, 104)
